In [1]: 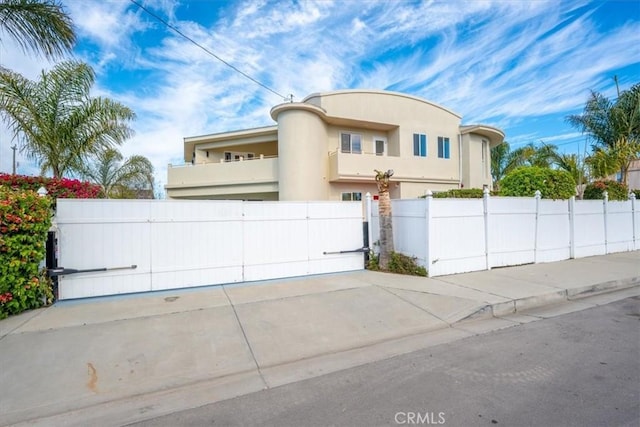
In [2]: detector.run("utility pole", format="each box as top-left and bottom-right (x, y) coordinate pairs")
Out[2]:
(11, 145), (17, 175)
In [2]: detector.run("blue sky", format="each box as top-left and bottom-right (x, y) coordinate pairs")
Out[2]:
(1, 0), (639, 195)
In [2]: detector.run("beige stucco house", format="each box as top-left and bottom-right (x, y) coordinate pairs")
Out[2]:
(166, 90), (505, 201)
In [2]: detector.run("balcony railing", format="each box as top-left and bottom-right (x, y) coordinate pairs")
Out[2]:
(328, 150), (458, 183)
(167, 155), (278, 189)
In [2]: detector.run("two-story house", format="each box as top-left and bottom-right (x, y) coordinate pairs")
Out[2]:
(166, 89), (505, 201)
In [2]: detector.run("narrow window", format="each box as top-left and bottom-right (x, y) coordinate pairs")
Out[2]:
(351, 134), (362, 154)
(413, 133), (427, 157)
(375, 139), (385, 156)
(438, 137), (450, 159)
(341, 133), (351, 153)
(482, 139), (488, 177)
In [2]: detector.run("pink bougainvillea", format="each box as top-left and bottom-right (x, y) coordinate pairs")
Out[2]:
(0, 173), (104, 201)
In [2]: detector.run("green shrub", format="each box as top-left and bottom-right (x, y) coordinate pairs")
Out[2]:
(367, 251), (427, 276)
(632, 189), (640, 199)
(388, 252), (427, 276)
(583, 180), (629, 201)
(431, 188), (485, 198)
(500, 167), (576, 199)
(0, 188), (53, 319)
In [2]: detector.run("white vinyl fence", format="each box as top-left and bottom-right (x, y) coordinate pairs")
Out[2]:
(370, 192), (638, 277)
(54, 199), (364, 300)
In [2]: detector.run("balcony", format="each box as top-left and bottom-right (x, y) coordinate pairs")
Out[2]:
(328, 150), (458, 183)
(166, 156), (278, 199)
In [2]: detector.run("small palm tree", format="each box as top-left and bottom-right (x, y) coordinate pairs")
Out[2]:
(523, 142), (558, 168)
(374, 169), (394, 270)
(491, 142), (530, 189)
(0, 0), (75, 60)
(78, 148), (154, 199)
(0, 61), (135, 177)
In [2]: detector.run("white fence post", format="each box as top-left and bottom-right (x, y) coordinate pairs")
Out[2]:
(425, 190), (433, 276)
(631, 192), (637, 250)
(534, 190), (541, 263)
(569, 196), (576, 259)
(603, 190), (609, 254)
(483, 187), (491, 270)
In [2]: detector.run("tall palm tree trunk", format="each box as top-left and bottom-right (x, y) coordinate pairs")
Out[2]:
(375, 169), (394, 269)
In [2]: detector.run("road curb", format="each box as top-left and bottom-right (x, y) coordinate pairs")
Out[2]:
(567, 277), (640, 300)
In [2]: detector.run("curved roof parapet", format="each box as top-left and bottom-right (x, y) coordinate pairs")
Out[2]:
(460, 124), (505, 147)
(271, 89), (461, 121)
(302, 89), (461, 118)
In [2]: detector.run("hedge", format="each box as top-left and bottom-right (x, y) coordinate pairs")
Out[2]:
(0, 188), (53, 319)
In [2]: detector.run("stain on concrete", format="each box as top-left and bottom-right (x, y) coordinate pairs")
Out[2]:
(87, 362), (98, 392)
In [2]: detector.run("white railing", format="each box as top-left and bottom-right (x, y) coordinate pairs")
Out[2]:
(169, 154), (278, 168)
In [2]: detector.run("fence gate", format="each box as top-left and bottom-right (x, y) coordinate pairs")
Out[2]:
(53, 199), (364, 300)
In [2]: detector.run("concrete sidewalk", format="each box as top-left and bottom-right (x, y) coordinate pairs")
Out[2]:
(1, 251), (639, 426)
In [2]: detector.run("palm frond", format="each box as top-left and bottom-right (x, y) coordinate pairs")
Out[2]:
(0, 0), (75, 59)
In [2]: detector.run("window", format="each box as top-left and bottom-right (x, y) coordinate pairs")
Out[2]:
(224, 151), (254, 161)
(438, 137), (450, 159)
(341, 192), (362, 201)
(482, 140), (488, 176)
(374, 138), (385, 156)
(413, 133), (427, 157)
(341, 133), (362, 154)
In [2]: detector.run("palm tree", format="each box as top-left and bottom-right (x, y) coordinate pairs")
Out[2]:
(586, 138), (639, 182)
(0, 0), (75, 60)
(567, 83), (640, 185)
(523, 142), (558, 168)
(0, 61), (135, 177)
(78, 148), (154, 198)
(490, 142), (530, 189)
(374, 169), (394, 270)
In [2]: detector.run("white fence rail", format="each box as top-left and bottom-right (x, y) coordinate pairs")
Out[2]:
(55, 199), (364, 300)
(371, 192), (638, 277)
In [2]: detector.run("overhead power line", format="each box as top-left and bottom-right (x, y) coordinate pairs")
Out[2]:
(128, 0), (290, 101)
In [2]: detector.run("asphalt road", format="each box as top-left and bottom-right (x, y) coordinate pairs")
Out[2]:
(129, 297), (640, 427)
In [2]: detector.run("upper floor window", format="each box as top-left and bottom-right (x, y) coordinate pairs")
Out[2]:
(413, 133), (427, 157)
(438, 137), (450, 159)
(341, 133), (362, 154)
(374, 137), (386, 156)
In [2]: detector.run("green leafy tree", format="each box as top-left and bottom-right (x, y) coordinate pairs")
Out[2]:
(0, 0), (75, 60)
(500, 166), (576, 199)
(78, 148), (154, 199)
(0, 61), (136, 177)
(567, 83), (640, 185)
